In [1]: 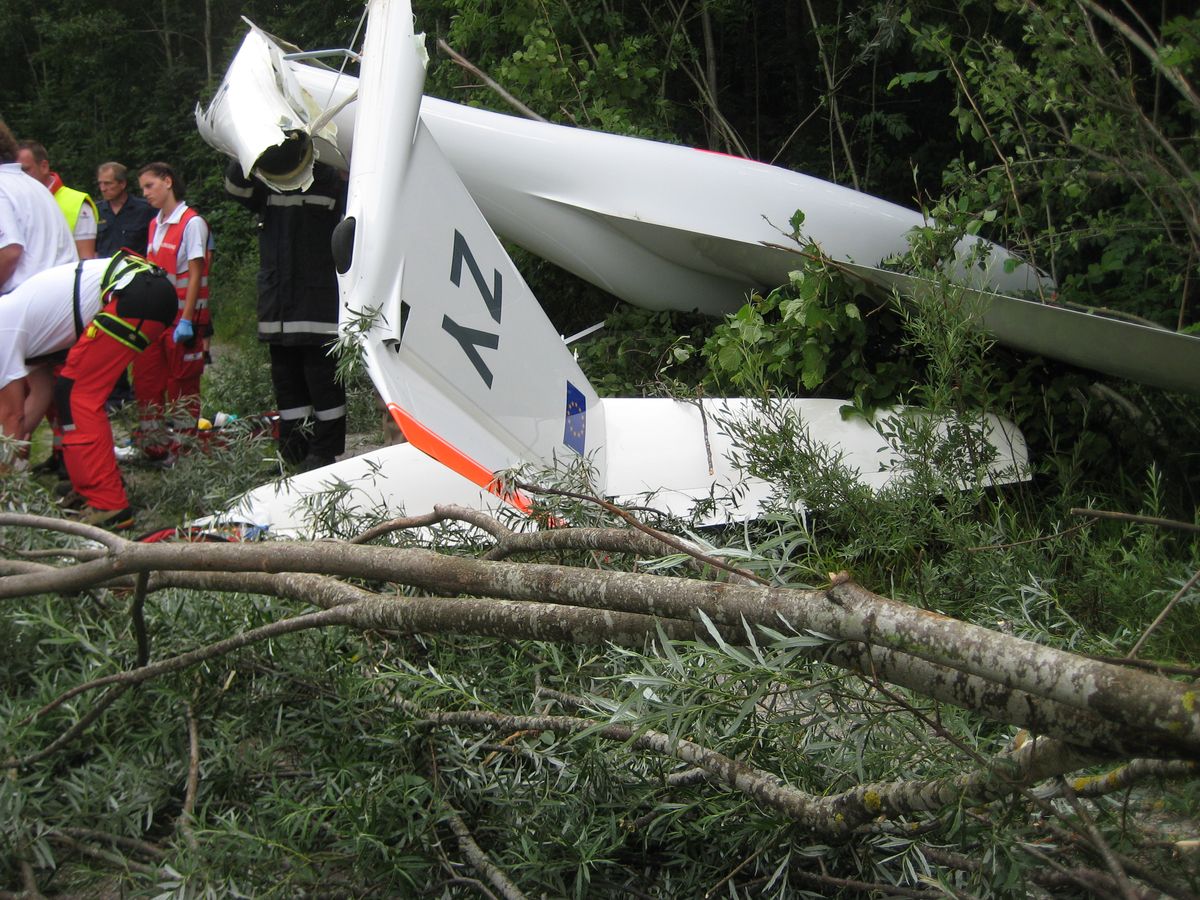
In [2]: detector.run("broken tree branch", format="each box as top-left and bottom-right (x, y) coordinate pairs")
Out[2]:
(436, 38), (548, 123)
(415, 707), (1107, 836)
(1, 514), (1197, 758)
(444, 807), (527, 900)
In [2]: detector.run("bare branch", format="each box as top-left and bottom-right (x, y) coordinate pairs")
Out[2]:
(802, 0), (860, 190)
(1041, 818), (1200, 900)
(1127, 565), (1200, 659)
(18, 855), (39, 899)
(825, 579), (1200, 758)
(483, 526), (700, 564)
(56, 827), (165, 860)
(650, 0), (749, 157)
(181, 704), (200, 851)
(704, 848), (765, 899)
(925, 844), (1138, 899)
(790, 870), (940, 899)
(437, 38), (548, 123)
(824, 642), (1165, 757)
(122, 568), (1177, 757)
(149, 572), (1162, 756)
(11, 685), (132, 768)
(417, 707), (1107, 835)
(444, 808), (527, 900)
(941, 47), (1037, 269)
(516, 483), (767, 584)
(46, 833), (161, 877)
(1047, 758), (1199, 799)
(1075, 0), (1200, 115)
(0, 511), (125, 550)
(131, 571), (150, 667)
(1058, 777), (1140, 900)
(0, 559), (58, 576)
(21, 607), (357, 731)
(351, 503), (516, 545)
(558, 0), (598, 69)
(350, 502), (693, 569)
(665, 767), (709, 787)
(1070, 506), (1200, 534)
(1086, 654), (1200, 678)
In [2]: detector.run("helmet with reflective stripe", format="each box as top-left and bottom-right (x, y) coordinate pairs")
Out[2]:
(100, 250), (167, 298)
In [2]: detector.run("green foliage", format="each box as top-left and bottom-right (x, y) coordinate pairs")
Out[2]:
(704, 272), (913, 413)
(898, 0), (1200, 329)
(419, 0), (953, 186)
(120, 419), (279, 529)
(201, 346), (273, 421)
(712, 260), (1200, 649)
(696, 187), (1200, 648)
(703, 212), (928, 414)
(572, 304), (714, 397)
(425, 0), (677, 138)
(206, 247), (261, 355)
(2, 527), (1194, 897)
(331, 303), (382, 390)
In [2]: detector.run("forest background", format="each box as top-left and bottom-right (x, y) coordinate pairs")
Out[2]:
(1, 0), (1200, 897)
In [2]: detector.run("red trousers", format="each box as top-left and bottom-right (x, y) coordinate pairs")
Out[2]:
(133, 324), (206, 455)
(58, 301), (168, 510)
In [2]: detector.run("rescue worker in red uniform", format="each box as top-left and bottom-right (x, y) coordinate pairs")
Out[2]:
(133, 162), (211, 460)
(54, 253), (177, 530)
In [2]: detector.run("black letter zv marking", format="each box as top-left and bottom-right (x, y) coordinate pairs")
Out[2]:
(450, 229), (501, 323)
(441, 316), (499, 388)
(444, 230), (502, 388)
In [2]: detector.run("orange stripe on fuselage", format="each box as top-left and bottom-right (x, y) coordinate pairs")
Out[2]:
(386, 402), (533, 515)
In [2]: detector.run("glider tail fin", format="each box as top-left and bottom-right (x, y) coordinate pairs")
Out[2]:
(336, 0), (606, 508)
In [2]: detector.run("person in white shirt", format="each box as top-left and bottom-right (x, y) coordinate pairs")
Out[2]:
(0, 120), (77, 295)
(0, 256), (135, 441)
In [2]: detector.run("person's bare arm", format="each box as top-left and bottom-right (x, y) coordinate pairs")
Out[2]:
(74, 237), (96, 260)
(0, 243), (22, 289)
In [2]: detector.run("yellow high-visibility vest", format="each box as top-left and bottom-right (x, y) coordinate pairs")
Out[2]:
(53, 183), (98, 235)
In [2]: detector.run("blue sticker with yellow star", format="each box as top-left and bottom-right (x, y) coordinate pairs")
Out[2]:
(563, 381), (587, 455)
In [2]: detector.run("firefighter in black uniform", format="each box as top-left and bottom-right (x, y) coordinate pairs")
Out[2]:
(225, 159), (347, 471)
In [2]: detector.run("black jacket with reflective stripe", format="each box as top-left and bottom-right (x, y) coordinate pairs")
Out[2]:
(225, 161), (346, 346)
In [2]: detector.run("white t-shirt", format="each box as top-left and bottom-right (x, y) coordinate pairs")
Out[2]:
(149, 201), (208, 274)
(0, 258), (110, 389)
(73, 200), (98, 241)
(0, 162), (78, 294)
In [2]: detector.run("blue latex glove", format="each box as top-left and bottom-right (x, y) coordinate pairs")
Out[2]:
(173, 318), (194, 344)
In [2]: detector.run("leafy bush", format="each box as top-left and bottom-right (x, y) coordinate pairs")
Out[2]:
(703, 214), (916, 410)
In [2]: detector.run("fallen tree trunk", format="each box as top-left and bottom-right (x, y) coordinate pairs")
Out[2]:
(1, 511), (1197, 762)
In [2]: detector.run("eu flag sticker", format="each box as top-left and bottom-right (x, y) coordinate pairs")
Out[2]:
(563, 381), (587, 455)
